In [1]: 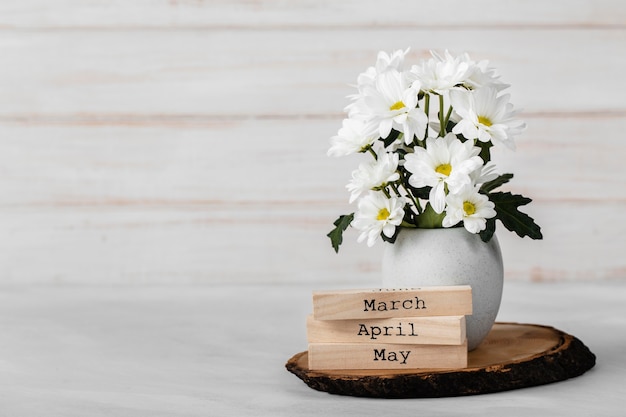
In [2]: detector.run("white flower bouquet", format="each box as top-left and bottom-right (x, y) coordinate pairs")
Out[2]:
(328, 49), (542, 251)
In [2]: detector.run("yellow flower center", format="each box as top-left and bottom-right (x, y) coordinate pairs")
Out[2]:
(463, 201), (476, 216)
(435, 163), (452, 176)
(477, 115), (493, 127)
(377, 208), (391, 221)
(389, 101), (405, 111)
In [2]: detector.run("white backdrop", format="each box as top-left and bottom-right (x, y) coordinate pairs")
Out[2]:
(0, 1), (625, 285)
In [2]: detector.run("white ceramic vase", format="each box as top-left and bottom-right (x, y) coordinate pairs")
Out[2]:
(381, 227), (503, 351)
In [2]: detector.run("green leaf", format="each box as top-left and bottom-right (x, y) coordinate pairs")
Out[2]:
(477, 141), (493, 163)
(403, 183), (430, 200)
(381, 227), (400, 244)
(382, 129), (401, 148)
(416, 203), (445, 229)
(479, 218), (496, 242)
(480, 173), (514, 193)
(327, 213), (354, 253)
(445, 119), (457, 134)
(490, 192), (543, 240)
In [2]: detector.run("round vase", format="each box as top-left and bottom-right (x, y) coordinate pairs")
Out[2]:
(381, 227), (503, 351)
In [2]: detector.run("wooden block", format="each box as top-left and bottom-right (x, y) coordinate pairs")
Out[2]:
(312, 286), (472, 320)
(307, 315), (466, 345)
(289, 324), (596, 397)
(308, 341), (468, 370)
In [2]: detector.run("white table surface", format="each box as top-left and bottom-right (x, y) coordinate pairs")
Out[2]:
(0, 281), (624, 416)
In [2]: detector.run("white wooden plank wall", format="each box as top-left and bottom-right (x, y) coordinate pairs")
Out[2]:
(0, 1), (624, 285)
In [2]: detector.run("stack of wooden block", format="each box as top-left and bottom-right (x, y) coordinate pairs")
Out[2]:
(307, 286), (472, 370)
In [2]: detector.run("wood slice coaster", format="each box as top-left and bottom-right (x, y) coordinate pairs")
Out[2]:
(286, 322), (596, 398)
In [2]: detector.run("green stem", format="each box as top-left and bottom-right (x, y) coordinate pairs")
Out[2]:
(399, 183), (422, 214)
(424, 93), (431, 139)
(438, 94), (445, 136)
(444, 104), (453, 132)
(390, 182), (403, 198)
(366, 146), (378, 160)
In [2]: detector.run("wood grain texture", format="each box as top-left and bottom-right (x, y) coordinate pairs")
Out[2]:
(307, 315), (466, 345)
(308, 341), (468, 370)
(312, 286), (472, 320)
(0, 0), (624, 28)
(287, 323), (597, 398)
(0, 1), (624, 284)
(1, 30), (625, 115)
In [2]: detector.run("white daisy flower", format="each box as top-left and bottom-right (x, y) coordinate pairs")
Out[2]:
(409, 50), (472, 94)
(355, 48), (411, 91)
(470, 161), (499, 186)
(376, 48), (411, 72)
(346, 152), (400, 203)
(360, 69), (428, 144)
(409, 50), (508, 94)
(442, 185), (496, 233)
(445, 53), (509, 92)
(328, 118), (379, 157)
(346, 49), (412, 117)
(463, 58), (509, 91)
(404, 133), (483, 213)
(352, 192), (406, 247)
(450, 87), (525, 150)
